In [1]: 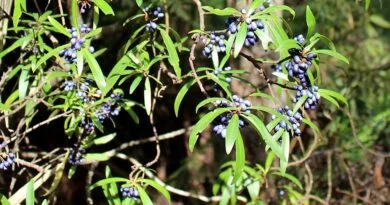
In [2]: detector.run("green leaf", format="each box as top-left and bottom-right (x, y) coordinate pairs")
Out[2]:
(0, 34), (32, 59)
(135, 185), (153, 205)
(0, 193), (10, 205)
(83, 48), (107, 92)
(247, 180), (261, 201)
(13, 0), (22, 29)
(271, 172), (303, 190)
(279, 131), (290, 173)
(302, 118), (320, 134)
(138, 179), (171, 201)
(241, 113), (285, 161)
(174, 79), (196, 117)
(144, 77), (152, 115)
(234, 133), (245, 182)
(84, 27), (103, 39)
(129, 75), (143, 94)
(265, 151), (275, 173)
(71, 0), (79, 31)
(102, 166), (121, 205)
(234, 23), (247, 57)
(158, 28), (181, 78)
(48, 16), (71, 37)
(262, 5), (295, 17)
(26, 179), (34, 205)
(292, 95), (308, 114)
(189, 108), (231, 152)
(195, 97), (225, 113)
(19, 69), (29, 99)
(319, 89), (348, 106)
(89, 178), (130, 191)
(312, 49), (349, 64)
(202, 6), (240, 16)
(225, 33), (236, 54)
(226, 114), (239, 154)
(85, 153), (110, 161)
(136, 0), (143, 7)
(94, 133), (116, 145)
(370, 14), (390, 28)
(365, 0), (371, 10)
(305, 6), (316, 38)
(319, 93), (339, 108)
(34, 44), (69, 72)
(94, 0), (115, 15)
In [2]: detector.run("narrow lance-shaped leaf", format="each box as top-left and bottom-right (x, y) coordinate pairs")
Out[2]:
(226, 114), (239, 154)
(48, 16), (71, 37)
(306, 6), (316, 38)
(83, 48), (107, 92)
(234, 23), (247, 57)
(202, 6), (240, 16)
(26, 179), (35, 205)
(134, 185), (153, 205)
(93, 0), (115, 15)
(241, 113), (285, 161)
(312, 49), (349, 65)
(158, 28), (181, 78)
(144, 77), (152, 115)
(233, 133), (245, 182)
(138, 179), (171, 201)
(189, 108), (231, 152)
(279, 131), (290, 173)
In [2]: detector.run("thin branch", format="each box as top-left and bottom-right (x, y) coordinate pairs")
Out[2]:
(340, 155), (357, 205)
(326, 151), (333, 203)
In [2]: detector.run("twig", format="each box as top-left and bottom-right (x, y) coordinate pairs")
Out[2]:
(188, 0), (208, 97)
(145, 68), (163, 168)
(18, 111), (71, 137)
(15, 158), (44, 172)
(86, 163), (99, 205)
(58, 0), (66, 25)
(340, 155), (357, 205)
(117, 155), (248, 203)
(0, 67), (11, 94)
(326, 151), (332, 203)
(335, 189), (374, 205)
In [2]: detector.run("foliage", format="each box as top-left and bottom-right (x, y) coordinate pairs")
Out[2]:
(0, 0), (388, 204)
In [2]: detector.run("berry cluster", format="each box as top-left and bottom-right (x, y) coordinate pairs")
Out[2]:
(145, 7), (164, 32)
(213, 66), (232, 92)
(0, 141), (16, 171)
(62, 78), (122, 134)
(68, 146), (85, 165)
(120, 187), (140, 200)
(272, 106), (303, 136)
(225, 9), (265, 47)
(293, 85), (320, 110)
(59, 25), (95, 63)
(94, 93), (123, 123)
(212, 95), (251, 138)
(283, 48), (317, 87)
(0, 152), (15, 171)
(202, 33), (226, 58)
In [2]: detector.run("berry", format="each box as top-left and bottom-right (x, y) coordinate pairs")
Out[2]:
(0, 152), (16, 171)
(294, 34), (305, 45)
(120, 187), (140, 200)
(293, 85), (320, 110)
(68, 147), (85, 165)
(202, 33), (226, 58)
(211, 96), (251, 138)
(272, 106), (302, 136)
(59, 25), (93, 63)
(145, 7), (164, 33)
